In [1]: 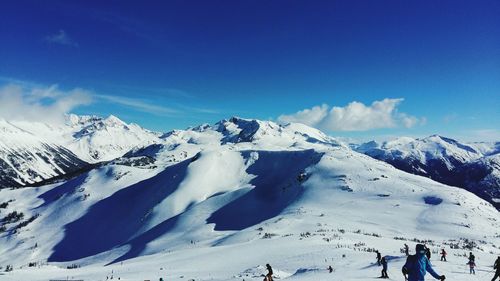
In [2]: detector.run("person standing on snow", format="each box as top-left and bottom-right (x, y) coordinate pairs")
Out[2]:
(405, 244), (410, 256)
(376, 250), (382, 266)
(440, 249), (447, 262)
(380, 256), (389, 279)
(425, 247), (431, 260)
(491, 256), (500, 281)
(469, 252), (475, 263)
(402, 244), (445, 281)
(265, 264), (273, 281)
(466, 259), (476, 274)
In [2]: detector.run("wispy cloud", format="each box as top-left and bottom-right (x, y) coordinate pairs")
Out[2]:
(462, 129), (500, 142)
(0, 84), (92, 124)
(45, 30), (78, 47)
(98, 83), (194, 99)
(278, 98), (426, 131)
(95, 94), (179, 116)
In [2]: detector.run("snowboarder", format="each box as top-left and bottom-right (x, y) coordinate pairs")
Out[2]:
(466, 260), (476, 274)
(265, 264), (273, 281)
(469, 252), (475, 263)
(376, 251), (382, 266)
(492, 256), (500, 281)
(440, 249), (447, 262)
(405, 244), (410, 256)
(402, 244), (446, 281)
(425, 247), (431, 260)
(380, 256), (389, 279)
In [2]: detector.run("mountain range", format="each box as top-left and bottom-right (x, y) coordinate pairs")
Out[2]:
(0, 115), (498, 281)
(354, 135), (500, 209)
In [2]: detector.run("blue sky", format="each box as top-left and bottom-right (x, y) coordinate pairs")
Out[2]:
(0, 0), (499, 141)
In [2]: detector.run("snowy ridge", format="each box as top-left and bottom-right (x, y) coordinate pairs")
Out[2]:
(0, 119), (89, 187)
(0, 117), (499, 281)
(355, 135), (500, 209)
(65, 114), (162, 162)
(0, 115), (162, 188)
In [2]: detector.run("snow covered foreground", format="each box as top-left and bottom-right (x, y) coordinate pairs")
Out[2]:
(0, 117), (499, 281)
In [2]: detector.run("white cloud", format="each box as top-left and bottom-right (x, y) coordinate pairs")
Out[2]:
(278, 98), (425, 131)
(45, 30), (78, 47)
(276, 104), (328, 127)
(0, 84), (92, 124)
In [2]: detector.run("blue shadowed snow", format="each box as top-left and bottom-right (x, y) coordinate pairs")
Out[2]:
(48, 158), (191, 262)
(37, 174), (88, 208)
(423, 196), (443, 205)
(206, 149), (323, 230)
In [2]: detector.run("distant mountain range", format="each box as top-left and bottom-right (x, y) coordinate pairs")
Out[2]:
(353, 135), (500, 209)
(1, 115), (498, 210)
(0, 115), (161, 188)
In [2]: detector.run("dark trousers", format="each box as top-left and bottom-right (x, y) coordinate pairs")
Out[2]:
(381, 268), (388, 278)
(492, 270), (500, 281)
(441, 255), (446, 261)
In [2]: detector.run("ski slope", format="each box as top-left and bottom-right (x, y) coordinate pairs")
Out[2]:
(0, 117), (499, 281)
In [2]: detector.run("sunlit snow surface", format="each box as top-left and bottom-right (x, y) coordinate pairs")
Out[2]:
(0, 117), (499, 281)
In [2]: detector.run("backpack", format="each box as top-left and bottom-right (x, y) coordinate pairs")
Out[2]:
(402, 255), (417, 274)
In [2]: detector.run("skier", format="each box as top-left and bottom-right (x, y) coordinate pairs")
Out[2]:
(425, 247), (431, 260)
(405, 244), (410, 256)
(402, 244), (446, 281)
(492, 256), (500, 281)
(265, 264), (273, 281)
(466, 259), (476, 274)
(328, 265), (333, 273)
(469, 252), (475, 263)
(380, 256), (389, 279)
(376, 251), (382, 266)
(440, 249), (447, 262)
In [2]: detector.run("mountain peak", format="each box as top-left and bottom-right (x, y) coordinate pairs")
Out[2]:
(104, 114), (126, 125)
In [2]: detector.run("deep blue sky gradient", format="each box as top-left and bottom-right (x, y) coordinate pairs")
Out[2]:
(1, 1), (498, 140)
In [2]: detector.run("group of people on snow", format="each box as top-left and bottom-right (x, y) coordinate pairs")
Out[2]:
(373, 244), (500, 281)
(205, 249), (498, 281)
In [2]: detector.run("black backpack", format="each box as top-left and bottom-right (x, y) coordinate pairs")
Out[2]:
(402, 255), (417, 275)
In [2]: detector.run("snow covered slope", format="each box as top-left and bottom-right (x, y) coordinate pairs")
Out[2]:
(0, 119), (89, 188)
(64, 114), (162, 162)
(0, 115), (162, 188)
(355, 135), (500, 209)
(0, 118), (499, 281)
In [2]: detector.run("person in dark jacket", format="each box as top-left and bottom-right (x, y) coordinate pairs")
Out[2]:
(440, 249), (447, 262)
(376, 251), (382, 266)
(402, 244), (445, 281)
(265, 264), (273, 281)
(425, 247), (431, 260)
(467, 260), (476, 275)
(405, 244), (410, 256)
(380, 256), (389, 279)
(492, 256), (500, 281)
(469, 252), (475, 263)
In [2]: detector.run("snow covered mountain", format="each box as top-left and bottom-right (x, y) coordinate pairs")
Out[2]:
(0, 117), (499, 281)
(64, 114), (162, 162)
(0, 115), (161, 188)
(0, 119), (89, 188)
(354, 135), (500, 209)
